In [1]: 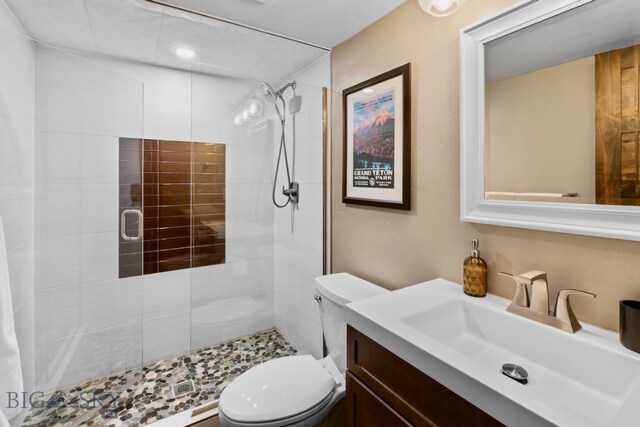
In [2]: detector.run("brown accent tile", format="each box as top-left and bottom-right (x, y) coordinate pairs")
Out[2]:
(158, 205), (191, 218)
(159, 236), (191, 251)
(144, 262), (158, 275)
(144, 139), (159, 151)
(193, 194), (225, 205)
(121, 139), (225, 277)
(156, 215), (191, 228)
(159, 162), (192, 173)
(159, 140), (192, 152)
(120, 137), (143, 150)
(193, 204), (225, 215)
(193, 213), (225, 224)
(158, 247), (191, 261)
(158, 226), (191, 240)
(120, 265), (143, 278)
(158, 194), (191, 206)
(158, 172), (191, 184)
(158, 258), (191, 272)
(193, 183), (225, 195)
(159, 150), (191, 163)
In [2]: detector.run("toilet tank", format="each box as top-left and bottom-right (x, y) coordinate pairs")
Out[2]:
(315, 273), (388, 373)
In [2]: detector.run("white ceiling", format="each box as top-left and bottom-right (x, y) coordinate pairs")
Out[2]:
(486, 0), (640, 82)
(155, 0), (407, 49)
(4, 0), (346, 82)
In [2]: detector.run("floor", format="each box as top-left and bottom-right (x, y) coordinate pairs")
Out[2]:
(22, 329), (297, 427)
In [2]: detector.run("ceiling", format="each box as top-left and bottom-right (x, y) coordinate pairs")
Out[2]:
(486, 0), (640, 82)
(5, 0), (379, 82)
(157, 0), (407, 49)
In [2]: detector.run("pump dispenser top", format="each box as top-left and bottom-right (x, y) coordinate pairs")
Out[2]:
(470, 238), (480, 257)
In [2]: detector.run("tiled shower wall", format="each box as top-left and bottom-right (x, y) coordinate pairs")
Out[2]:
(0, 0), (35, 403)
(34, 45), (275, 392)
(274, 56), (330, 358)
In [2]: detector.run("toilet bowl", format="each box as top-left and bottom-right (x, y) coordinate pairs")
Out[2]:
(218, 273), (388, 427)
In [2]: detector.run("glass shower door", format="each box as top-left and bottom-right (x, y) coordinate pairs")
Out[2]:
(30, 43), (144, 423)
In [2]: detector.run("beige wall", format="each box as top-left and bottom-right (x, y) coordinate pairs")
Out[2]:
(330, 0), (640, 332)
(485, 57), (596, 202)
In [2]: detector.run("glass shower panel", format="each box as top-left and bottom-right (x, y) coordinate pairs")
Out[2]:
(32, 43), (144, 418)
(186, 64), (277, 408)
(186, 54), (329, 409)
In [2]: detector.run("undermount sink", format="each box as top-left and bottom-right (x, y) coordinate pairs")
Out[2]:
(345, 278), (640, 427)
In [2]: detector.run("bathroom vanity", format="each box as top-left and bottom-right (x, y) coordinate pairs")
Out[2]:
(344, 279), (640, 427)
(345, 326), (501, 426)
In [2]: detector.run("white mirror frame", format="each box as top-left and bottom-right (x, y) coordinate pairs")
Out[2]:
(460, 0), (640, 242)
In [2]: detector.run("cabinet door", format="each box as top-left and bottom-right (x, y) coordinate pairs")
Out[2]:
(346, 372), (413, 427)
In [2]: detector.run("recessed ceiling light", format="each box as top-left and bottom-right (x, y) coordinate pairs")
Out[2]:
(419, 0), (467, 17)
(175, 47), (195, 59)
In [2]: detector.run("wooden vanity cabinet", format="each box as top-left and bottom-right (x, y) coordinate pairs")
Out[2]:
(345, 326), (504, 427)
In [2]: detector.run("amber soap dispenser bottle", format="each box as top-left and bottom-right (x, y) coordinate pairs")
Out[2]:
(463, 238), (487, 297)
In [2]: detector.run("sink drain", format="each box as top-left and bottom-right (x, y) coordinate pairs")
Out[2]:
(501, 363), (528, 385)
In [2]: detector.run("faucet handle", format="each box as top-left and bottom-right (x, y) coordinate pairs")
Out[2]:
(518, 271), (547, 283)
(498, 271), (546, 285)
(498, 272), (530, 307)
(554, 289), (596, 333)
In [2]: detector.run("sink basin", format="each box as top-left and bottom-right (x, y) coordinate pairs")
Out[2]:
(403, 298), (640, 424)
(345, 278), (640, 427)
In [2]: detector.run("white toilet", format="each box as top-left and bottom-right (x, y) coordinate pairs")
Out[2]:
(218, 273), (388, 427)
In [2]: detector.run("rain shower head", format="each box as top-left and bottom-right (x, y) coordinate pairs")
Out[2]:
(258, 81), (297, 103)
(258, 82), (279, 103)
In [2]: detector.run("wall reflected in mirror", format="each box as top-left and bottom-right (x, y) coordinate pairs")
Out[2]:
(484, 0), (640, 206)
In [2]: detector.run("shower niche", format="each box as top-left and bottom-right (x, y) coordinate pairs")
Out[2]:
(119, 138), (226, 278)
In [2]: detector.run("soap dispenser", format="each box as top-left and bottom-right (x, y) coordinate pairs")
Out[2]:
(463, 238), (487, 297)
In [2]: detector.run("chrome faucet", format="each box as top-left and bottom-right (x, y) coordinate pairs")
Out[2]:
(498, 271), (596, 333)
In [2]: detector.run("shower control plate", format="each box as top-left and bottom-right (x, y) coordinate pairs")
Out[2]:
(283, 182), (299, 204)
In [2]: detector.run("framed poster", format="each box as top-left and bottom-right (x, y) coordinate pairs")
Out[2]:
(342, 63), (411, 210)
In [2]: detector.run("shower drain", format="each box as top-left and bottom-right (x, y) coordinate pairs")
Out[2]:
(172, 380), (195, 397)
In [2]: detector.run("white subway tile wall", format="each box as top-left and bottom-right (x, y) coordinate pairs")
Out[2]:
(33, 45), (295, 390)
(0, 0), (36, 397)
(273, 56), (330, 359)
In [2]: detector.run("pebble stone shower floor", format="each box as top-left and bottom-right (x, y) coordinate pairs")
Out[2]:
(22, 329), (297, 427)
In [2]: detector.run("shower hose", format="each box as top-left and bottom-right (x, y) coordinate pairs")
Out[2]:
(272, 93), (296, 208)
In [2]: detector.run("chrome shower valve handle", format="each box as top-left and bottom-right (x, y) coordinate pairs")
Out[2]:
(282, 183), (299, 204)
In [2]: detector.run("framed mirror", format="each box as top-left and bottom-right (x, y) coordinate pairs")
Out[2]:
(460, 0), (640, 241)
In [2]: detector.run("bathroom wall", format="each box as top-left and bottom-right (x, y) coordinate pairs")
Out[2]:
(485, 57), (596, 202)
(274, 56), (329, 358)
(0, 0), (35, 399)
(34, 46), (275, 391)
(331, 0), (640, 332)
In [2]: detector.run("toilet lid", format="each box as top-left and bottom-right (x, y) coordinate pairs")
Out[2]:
(220, 355), (336, 423)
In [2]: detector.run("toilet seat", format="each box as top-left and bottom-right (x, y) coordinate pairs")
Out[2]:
(219, 355), (342, 427)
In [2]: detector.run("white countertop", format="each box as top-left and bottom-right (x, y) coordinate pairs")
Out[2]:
(345, 278), (640, 427)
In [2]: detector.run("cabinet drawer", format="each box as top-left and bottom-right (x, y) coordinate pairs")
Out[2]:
(347, 326), (503, 427)
(346, 372), (412, 427)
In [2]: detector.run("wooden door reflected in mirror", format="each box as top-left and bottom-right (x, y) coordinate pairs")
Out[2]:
(597, 45), (640, 206)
